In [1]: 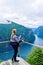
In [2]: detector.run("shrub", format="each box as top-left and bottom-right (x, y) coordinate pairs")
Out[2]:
(0, 60), (2, 63)
(27, 47), (43, 65)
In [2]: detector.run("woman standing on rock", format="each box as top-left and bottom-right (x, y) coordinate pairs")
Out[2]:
(10, 29), (22, 62)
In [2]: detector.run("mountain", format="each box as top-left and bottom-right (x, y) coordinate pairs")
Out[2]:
(0, 20), (35, 43)
(35, 26), (43, 39)
(31, 28), (37, 34)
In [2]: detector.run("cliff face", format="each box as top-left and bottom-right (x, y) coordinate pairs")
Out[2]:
(35, 26), (43, 39)
(0, 21), (35, 43)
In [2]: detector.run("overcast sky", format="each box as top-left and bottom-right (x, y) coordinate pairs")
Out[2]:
(0, 0), (43, 28)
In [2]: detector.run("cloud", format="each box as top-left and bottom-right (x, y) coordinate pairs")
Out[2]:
(0, 0), (43, 28)
(3, 13), (43, 28)
(0, 17), (11, 24)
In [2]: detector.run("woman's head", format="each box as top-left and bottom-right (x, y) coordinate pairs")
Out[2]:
(12, 29), (16, 34)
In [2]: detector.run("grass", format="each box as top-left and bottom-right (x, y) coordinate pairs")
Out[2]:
(0, 60), (3, 63)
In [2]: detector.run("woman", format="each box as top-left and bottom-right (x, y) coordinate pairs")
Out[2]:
(10, 29), (22, 62)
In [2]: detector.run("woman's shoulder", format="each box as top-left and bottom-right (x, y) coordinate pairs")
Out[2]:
(13, 35), (17, 38)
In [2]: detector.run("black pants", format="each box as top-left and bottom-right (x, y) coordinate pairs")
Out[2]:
(11, 42), (19, 61)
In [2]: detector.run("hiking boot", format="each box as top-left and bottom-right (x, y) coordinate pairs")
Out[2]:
(18, 55), (20, 57)
(14, 60), (19, 62)
(12, 58), (13, 61)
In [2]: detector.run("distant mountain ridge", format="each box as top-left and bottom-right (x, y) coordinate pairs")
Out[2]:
(35, 26), (43, 39)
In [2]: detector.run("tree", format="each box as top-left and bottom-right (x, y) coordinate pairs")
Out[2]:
(27, 47), (43, 65)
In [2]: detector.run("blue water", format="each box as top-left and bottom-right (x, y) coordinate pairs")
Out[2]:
(0, 43), (33, 60)
(0, 35), (43, 61)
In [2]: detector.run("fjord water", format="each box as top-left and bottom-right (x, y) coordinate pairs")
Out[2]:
(34, 35), (43, 46)
(20, 35), (43, 59)
(0, 35), (43, 60)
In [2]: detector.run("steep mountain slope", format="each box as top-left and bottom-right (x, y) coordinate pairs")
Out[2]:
(0, 21), (35, 43)
(35, 26), (43, 39)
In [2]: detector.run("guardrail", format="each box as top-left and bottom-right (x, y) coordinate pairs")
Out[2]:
(0, 40), (43, 48)
(0, 41), (10, 44)
(23, 41), (43, 48)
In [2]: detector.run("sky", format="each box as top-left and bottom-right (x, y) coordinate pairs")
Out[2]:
(0, 0), (43, 28)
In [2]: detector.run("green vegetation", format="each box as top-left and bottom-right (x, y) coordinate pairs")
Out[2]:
(27, 47), (43, 65)
(0, 60), (2, 63)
